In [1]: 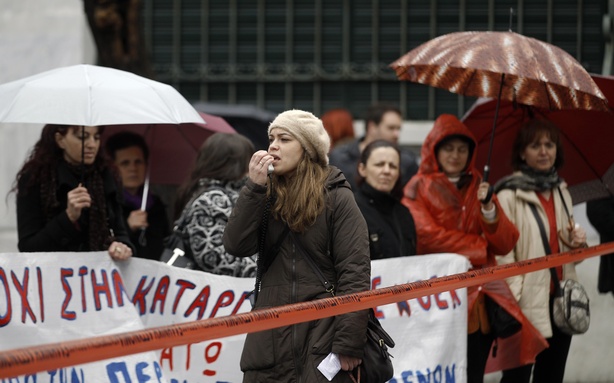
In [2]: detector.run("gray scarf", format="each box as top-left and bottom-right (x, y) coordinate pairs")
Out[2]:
(494, 164), (562, 193)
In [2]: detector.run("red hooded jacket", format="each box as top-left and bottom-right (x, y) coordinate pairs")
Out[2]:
(402, 114), (518, 264)
(402, 114), (546, 372)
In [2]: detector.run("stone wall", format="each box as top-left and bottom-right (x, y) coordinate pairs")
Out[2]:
(0, 0), (94, 250)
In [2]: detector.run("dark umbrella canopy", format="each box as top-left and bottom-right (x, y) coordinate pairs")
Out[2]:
(461, 74), (614, 204)
(192, 102), (277, 150)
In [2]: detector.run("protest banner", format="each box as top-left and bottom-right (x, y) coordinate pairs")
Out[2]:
(0, 252), (162, 382)
(0, 252), (469, 383)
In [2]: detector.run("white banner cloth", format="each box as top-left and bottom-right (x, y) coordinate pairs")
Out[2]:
(0, 252), (469, 383)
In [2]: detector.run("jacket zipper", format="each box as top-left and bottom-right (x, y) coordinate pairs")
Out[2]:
(291, 242), (303, 382)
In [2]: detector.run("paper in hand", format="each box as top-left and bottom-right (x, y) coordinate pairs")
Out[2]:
(317, 352), (341, 381)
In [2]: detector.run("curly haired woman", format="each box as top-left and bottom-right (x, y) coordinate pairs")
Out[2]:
(14, 124), (134, 259)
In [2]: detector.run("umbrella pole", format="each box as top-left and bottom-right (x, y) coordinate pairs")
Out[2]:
(138, 170), (150, 247)
(140, 172), (150, 212)
(138, 125), (153, 247)
(483, 73), (506, 183)
(80, 125), (85, 184)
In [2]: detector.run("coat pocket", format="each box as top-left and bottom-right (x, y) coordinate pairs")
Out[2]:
(240, 329), (276, 371)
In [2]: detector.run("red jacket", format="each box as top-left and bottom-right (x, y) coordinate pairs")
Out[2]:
(402, 114), (518, 265)
(402, 114), (546, 371)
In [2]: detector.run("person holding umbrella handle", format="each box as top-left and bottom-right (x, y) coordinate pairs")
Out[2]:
(494, 119), (587, 383)
(105, 131), (170, 261)
(402, 114), (525, 383)
(14, 124), (134, 260)
(64, 182), (131, 259)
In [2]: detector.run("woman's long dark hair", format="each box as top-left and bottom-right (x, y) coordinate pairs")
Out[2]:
(13, 124), (108, 202)
(12, 124), (114, 250)
(174, 133), (254, 217)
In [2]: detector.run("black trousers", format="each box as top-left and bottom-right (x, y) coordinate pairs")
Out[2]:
(500, 296), (573, 383)
(467, 330), (495, 383)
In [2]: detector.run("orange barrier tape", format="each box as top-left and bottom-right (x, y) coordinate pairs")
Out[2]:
(1, 242), (613, 378)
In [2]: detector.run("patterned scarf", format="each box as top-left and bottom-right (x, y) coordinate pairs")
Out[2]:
(494, 164), (562, 193)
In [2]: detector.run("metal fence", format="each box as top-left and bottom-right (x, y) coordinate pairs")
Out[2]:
(144, 0), (607, 119)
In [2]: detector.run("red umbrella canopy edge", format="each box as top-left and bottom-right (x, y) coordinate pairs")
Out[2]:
(462, 73), (614, 204)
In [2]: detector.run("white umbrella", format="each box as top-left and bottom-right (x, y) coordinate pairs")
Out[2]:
(0, 64), (205, 235)
(0, 64), (204, 126)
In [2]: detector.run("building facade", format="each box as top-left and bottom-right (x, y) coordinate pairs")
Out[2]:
(144, 0), (609, 119)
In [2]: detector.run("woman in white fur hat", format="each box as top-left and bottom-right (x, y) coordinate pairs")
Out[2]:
(223, 109), (371, 383)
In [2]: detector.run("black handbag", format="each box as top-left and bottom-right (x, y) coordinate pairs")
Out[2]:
(357, 309), (395, 383)
(484, 295), (521, 339)
(290, 232), (395, 383)
(159, 227), (197, 269)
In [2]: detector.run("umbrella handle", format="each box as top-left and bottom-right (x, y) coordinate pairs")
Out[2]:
(139, 228), (147, 247)
(480, 185), (494, 204)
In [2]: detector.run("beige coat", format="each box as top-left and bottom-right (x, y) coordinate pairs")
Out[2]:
(497, 178), (578, 338)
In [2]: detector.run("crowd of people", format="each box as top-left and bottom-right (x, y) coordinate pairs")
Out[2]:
(11, 101), (601, 383)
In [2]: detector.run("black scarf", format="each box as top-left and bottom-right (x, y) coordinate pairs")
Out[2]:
(494, 164), (562, 193)
(49, 161), (113, 251)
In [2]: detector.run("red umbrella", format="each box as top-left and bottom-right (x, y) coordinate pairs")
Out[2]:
(391, 31), (609, 185)
(461, 73), (614, 204)
(391, 31), (608, 111)
(102, 111), (236, 185)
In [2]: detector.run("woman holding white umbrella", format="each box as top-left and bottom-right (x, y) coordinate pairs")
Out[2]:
(13, 124), (134, 259)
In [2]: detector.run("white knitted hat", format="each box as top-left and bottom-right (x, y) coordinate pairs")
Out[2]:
(268, 109), (331, 166)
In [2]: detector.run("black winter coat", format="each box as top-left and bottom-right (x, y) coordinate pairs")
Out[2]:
(586, 196), (614, 295)
(223, 167), (370, 383)
(354, 182), (417, 259)
(17, 161), (134, 253)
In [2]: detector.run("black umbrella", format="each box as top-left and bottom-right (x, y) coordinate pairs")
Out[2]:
(192, 102), (276, 150)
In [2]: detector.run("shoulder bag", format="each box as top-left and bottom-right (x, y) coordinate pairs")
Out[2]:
(484, 295), (522, 339)
(290, 231), (395, 383)
(528, 198), (590, 335)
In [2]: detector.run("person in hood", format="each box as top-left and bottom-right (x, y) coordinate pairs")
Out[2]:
(14, 124), (134, 259)
(494, 119), (587, 383)
(354, 139), (416, 259)
(402, 114), (530, 383)
(223, 109), (370, 383)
